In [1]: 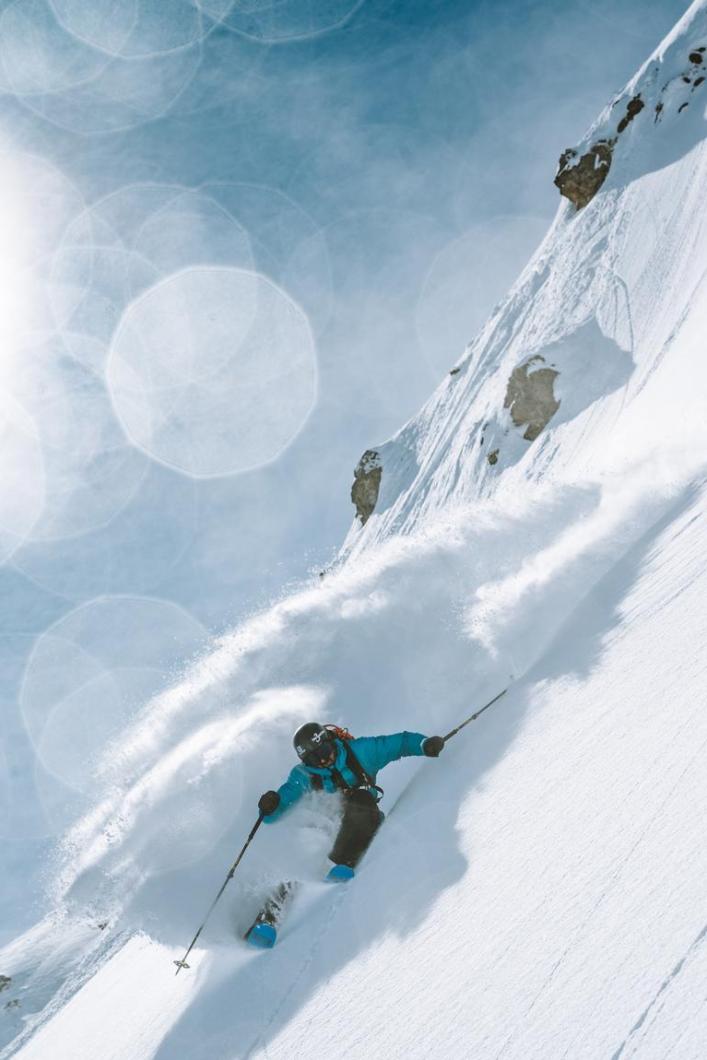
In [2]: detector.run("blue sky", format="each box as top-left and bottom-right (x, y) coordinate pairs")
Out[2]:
(0, 0), (689, 934)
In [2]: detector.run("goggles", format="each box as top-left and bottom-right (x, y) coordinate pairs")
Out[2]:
(297, 732), (336, 767)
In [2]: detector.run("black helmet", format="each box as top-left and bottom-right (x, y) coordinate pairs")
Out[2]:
(293, 722), (336, 767)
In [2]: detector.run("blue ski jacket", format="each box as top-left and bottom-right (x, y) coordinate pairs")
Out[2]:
(263, 731), (428, 823)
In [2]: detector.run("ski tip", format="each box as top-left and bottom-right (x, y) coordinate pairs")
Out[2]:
(245, 922), (277, 949)
(326, 864), (355, 883)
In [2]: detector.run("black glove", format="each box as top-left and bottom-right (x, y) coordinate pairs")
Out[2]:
(422, 736), (445, 757)
(258, 790), (280, 816)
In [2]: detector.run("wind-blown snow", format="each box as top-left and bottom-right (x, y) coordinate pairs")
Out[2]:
(3, 2), (707, 1058)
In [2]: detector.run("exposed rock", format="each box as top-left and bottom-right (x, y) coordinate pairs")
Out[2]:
(351, 449), (382, 525)
(554, 139), (614, 209)
(449, 367), (461, 376)
(694, 76), (705, 87)
(487, 449), (499, 466)
(504, 356), (560, 441)
(0, 976), (10, 992)
(555, 95), (645, 209)
(616, 95), (645, 133)
(679, 101), (689, 113)
(689, 50), (704, 63)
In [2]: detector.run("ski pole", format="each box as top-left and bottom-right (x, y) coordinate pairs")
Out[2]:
(442, 687), (508, 743)
(174, 814), (264, 974)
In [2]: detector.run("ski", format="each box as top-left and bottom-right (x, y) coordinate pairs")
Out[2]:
(244, 881), (298, 949)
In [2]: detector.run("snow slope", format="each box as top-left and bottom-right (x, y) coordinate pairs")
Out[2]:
(3, 3), (707, 1058)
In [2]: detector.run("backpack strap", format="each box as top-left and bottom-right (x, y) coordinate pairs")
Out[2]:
(342, 741), (384, 800)
(304, 742), (384, 800)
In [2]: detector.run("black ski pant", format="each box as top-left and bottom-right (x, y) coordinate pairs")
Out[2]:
(329, 788), (384, 868)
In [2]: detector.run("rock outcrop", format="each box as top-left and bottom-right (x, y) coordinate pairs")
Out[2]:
(554, 93), (646, 208)
(554, 139), (614, 210)
(556, 40), (707, 210)
(504, 356), (560, 441)
(351, 450), (382, 524)
(616, 94), (645, 133)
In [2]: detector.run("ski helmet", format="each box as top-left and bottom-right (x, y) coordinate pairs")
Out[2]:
(293, 722), (336, 766)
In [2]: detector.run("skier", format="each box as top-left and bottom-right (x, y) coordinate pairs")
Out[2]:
(173, 691), (506, 963)
(257, 722), (445, 882)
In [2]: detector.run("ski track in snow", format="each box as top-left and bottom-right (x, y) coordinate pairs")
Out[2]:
(244, 885), (349, 1059)
(497, 719), (707, 1060)
(610, 921), (707, 1060)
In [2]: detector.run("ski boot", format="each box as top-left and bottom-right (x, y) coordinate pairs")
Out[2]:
(244, 882), (295, 949)
(326, 864), (355, 883)
(245, 920), (277, 949)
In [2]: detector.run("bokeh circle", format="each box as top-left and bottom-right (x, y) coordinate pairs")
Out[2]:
(0, 0), (205, 134)
(50, 182), (254, 347)
(20, 595), (208, 796)
(107, 266), (318, 477)
(12, 334), (148, 543)
(197, 0), (366, 44)
(0, 391), (45, 563)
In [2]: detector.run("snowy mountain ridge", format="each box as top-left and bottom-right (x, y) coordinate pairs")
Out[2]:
(343, 0), (707, 557)
(2, 3), (707, 1058)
